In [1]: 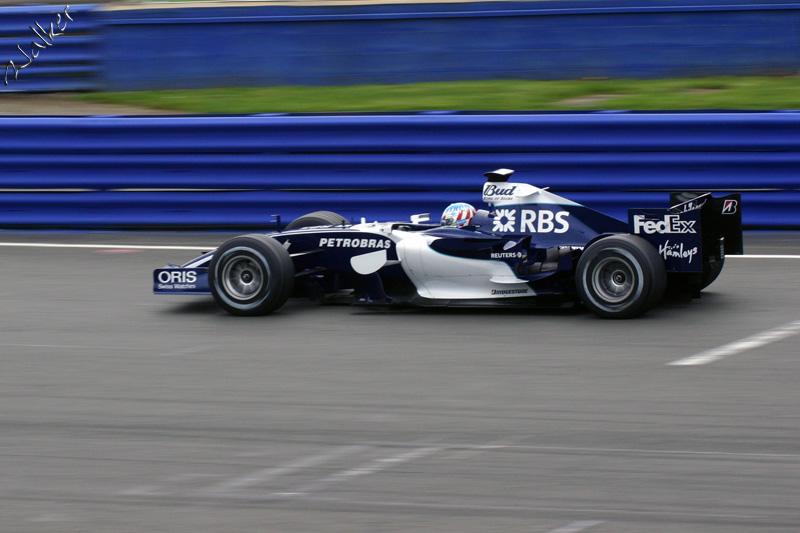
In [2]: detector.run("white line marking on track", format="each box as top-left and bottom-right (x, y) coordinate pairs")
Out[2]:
(548, 521), (604, 533)
(93, 249), (144, 254)
(444, 435), (523, 460)
(668, 320), (800, 366)
(0, 242), (212, 251)
(285, 446), (442, 496)
(195, 444), (368, 497)
(361, 441), (800, 459)
(729, 254), (800, 259)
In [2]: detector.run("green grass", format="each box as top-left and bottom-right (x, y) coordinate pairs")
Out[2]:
(78, 76), (800, 113)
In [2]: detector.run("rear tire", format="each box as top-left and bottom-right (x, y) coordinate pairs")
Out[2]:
(209, 235), (294, 316)
(576, 235), (666, 319)
(284, 211), (348, 230)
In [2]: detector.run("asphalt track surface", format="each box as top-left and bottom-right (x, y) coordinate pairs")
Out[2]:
(1, 231), (799, 533)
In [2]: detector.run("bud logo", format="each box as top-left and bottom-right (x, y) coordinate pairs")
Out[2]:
(157, 270), (197, 284)
(319, 237), (391, 249)
(722, 199), (738, 214)
(483, 184), (517, 198)
(633, 214), (696, 235)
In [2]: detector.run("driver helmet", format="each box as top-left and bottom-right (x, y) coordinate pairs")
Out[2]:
(441, 202), (476, 227)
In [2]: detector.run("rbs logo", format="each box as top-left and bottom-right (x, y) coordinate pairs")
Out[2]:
(493, 209), (570, 233)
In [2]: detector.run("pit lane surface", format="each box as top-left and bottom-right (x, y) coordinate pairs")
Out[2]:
(1, 232), (799, 533)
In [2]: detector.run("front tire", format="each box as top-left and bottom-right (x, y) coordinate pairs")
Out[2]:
(209, 235), (294, 316)
(284, 211), (348, 230)
(576, 235), (666, 319)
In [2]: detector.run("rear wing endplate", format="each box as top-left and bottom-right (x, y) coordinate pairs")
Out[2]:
(670, 192), (743, 255)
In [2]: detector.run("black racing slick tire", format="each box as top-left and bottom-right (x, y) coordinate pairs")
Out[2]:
(284, 211), (348, 230)
(209, 234), (295, 316)
(576, 235), (667, 319)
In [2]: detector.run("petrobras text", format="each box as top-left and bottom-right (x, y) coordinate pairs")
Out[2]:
(493, 209), (570, 233)
(319, 237), (392, 248)
(633, 214), (696, 235)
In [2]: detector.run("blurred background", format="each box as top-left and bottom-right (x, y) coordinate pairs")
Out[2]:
(4, 0), (800, 106)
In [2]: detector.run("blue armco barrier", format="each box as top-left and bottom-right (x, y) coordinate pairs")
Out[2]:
(4, 1), (800, 91)
(97, 0), (800, 90)
(0, 112), (798, 229)
(0, 5), (99, 92)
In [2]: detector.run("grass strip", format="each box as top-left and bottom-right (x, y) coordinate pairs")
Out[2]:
(78, 77), (800, 113)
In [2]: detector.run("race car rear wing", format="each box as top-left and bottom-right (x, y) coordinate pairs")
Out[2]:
(669, 192), (743, 256)
(627, 192), (742, 273)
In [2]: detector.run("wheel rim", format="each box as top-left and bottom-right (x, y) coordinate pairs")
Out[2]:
(591, 256), (635, 304)
(221, 255), (264, 301)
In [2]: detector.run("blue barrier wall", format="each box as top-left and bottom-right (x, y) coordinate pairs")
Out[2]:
(4, 1), (800, 92)
(97, 0), (800, 91)
(0, 4), (99, 92)
(0, 112), (797, 229)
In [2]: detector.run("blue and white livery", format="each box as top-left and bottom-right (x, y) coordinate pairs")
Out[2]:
(154, 169), (742, 318)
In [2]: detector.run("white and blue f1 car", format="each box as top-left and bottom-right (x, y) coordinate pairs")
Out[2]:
(154, 169), (742, 318)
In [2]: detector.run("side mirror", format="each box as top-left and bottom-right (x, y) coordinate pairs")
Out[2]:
(410, 213), (431, 224)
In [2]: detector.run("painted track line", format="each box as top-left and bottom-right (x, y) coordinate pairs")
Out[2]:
(196, 444), (368, 497)
(281, 446), (443, 496)
(0, 242), (212, 251)
(548, 521), (604, 533)
(668, 320), (800, 366)
(361, 441), (800, 459)
(728, 254), (800, 259)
